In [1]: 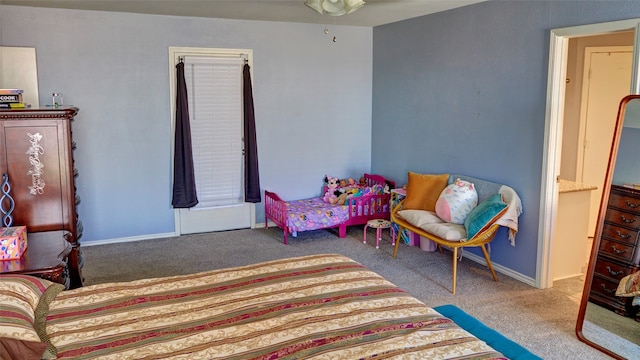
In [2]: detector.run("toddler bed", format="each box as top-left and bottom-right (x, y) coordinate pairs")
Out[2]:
(264, 173), (395, 244)
(0, 254), (540, 359)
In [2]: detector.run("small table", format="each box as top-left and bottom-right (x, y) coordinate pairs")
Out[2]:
(0, 231), (71, 289)
(363, 219), (392, 249)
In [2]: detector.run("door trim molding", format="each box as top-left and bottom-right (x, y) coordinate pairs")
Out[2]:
(538, 19), (640, 289)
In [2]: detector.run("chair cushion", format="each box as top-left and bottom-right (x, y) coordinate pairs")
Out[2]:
(398, 209), (465, 241)
(435, 178), (478, 224)
(403, 172), (449, 212)
(397, 209), (443, 227)
(418, 222), (466, 241)
(464, 193), (508, 239)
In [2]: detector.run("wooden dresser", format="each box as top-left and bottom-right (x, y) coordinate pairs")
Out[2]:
(589, 185), (640, 319)
(0, 107), (84, 288)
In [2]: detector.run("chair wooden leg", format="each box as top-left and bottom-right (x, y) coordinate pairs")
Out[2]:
(452, 247), (458, 295)
(481, 244), (498, 282)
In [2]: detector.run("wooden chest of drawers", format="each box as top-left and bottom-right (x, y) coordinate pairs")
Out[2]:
(589, 185), (640, 318)
(0, 108), (84, 288)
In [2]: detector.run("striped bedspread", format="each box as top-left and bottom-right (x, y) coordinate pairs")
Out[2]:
(43, 254), (506, 359)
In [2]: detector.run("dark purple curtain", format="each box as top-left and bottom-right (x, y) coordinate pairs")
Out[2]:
(243, 63), (261, 203)
(172, 61), (198, 208)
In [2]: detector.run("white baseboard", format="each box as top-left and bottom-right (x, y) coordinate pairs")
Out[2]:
(83, 223), (275, 247)
(82, 232), (177, 247)
(258, 221), (278, 227)
(462, 250), (537, 288)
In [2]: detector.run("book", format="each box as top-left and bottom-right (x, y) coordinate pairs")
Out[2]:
(0, 89), (23, 95)
(0, 103), (26, 109)
(0, 94), (23, 103)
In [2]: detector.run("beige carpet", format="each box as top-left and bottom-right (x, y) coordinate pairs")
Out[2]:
(81, 226), (622, 359)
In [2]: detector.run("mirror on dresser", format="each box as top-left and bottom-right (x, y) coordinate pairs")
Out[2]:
(576, 95), (640, 360)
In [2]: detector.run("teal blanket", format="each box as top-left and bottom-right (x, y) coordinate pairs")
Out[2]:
(434, 304), (543, 360)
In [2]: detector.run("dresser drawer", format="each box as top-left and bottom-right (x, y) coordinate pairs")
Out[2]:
(593, 257), (633, 281)
(599, 238), (636, 263)
(604, 208), (640, 229)
(601, 223), (639, 246)
(590, 275), (626, 304)
(608, 189), (640, 216)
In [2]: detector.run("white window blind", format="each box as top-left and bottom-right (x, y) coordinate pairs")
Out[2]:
(183, 56), (244, 208)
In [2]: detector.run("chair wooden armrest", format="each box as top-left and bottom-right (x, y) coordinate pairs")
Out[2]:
(391, 199), (501, 294)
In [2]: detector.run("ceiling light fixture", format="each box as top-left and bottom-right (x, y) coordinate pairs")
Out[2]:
(305, 0), (366, 16)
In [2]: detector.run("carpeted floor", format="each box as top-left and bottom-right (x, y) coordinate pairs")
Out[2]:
(586, 302), (640, 345)
(81, 226), (625, 359)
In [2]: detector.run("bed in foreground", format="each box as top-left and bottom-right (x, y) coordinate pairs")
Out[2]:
(1, 254), (539, 359)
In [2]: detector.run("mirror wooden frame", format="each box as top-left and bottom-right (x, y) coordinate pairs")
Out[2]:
(575, 94), (640, 360)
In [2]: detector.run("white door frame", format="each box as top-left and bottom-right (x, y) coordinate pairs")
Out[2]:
(168, 46), (256, 236)
(538, 19), (640, 289)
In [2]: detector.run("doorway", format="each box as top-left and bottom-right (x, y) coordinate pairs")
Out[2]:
(168, 47), (256, 235)
(538, 19), (640, 289)
(551, 41), (633, 283)
(578, 46), (633, 237)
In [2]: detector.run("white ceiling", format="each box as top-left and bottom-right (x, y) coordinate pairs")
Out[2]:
(0, 0), (486, 27)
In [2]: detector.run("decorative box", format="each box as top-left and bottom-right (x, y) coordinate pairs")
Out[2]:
(0, 226), (28, 260)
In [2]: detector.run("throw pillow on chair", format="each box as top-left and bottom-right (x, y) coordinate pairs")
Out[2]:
(435, 178), (478, 224)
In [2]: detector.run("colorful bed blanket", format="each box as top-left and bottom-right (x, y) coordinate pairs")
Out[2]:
(285, 197), (349, 235)
(285, 184), (388, 235)
(41, 254), (506, 359)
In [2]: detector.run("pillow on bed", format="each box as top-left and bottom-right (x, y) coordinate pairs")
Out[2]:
(463, 193), (508, 240)
(0, 274), (64, 359)
(403, 172), (449, 212)
(616, 271), (640, 297)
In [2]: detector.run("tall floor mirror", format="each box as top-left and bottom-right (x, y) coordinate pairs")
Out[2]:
(576, 95), (640, 360)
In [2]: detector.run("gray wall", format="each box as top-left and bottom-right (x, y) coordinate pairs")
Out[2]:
(0, 6), (373, 242)
(371, 1), (640, 278)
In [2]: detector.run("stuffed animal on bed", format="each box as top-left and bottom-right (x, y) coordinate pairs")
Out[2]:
(334, 187), (361, 205)
(323, 175), (339, 203)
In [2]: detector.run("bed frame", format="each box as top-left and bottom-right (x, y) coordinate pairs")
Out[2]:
(265, 173), (395, 244)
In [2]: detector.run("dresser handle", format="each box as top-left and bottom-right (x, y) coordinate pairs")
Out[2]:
(605, 266), (623, 276)
(610, 245), (627, 255)
(626, 200), (639, 208)
(615, 230), (631, 239)
(619, 215), (636, 224)
(600, 283), (615, 294)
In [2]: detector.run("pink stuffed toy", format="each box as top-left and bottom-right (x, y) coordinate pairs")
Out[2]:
(323, 175), (339, 203)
